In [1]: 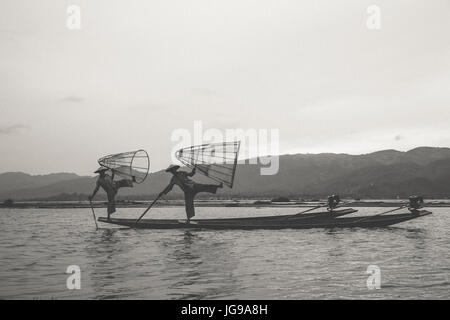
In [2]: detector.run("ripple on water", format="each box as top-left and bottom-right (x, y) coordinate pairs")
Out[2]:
(0, 207), (449, 299)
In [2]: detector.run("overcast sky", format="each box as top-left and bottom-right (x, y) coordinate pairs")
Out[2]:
(0, 0), (449, 175)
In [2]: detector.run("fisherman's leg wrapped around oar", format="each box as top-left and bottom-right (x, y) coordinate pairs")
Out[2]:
(192, 183), (222, 194)
(114, 179), (134, 189)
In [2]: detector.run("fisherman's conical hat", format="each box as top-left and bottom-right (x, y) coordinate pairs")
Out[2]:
(165, 165), (180, 172)
(94, 166), (108, 173)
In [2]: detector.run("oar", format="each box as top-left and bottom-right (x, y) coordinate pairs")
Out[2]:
(293, 203), (326, 216)
(133, 192), (164, 227)
(293, 200), (354, 217)
(89, 200), (99, 230)
(355, 203), (408, 223)
(334, 201), (354, 208)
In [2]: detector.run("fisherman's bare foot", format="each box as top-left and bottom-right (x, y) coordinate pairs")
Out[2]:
(132, 176), (136, 183)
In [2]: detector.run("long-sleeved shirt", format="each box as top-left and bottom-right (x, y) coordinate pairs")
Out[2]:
(164, 170), (195, 194)
(96, 174), (117, 195)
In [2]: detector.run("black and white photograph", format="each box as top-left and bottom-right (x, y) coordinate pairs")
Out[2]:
(1, 0), (449, 304)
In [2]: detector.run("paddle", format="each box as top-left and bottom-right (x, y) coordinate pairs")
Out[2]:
(89, 200), (99, 230)
(355, 203), (408, 223)
(133, 192), (165, 227)
(334, 200), (354, 208)
(293, 200), (354, 217)
(293, 203), (326, 216)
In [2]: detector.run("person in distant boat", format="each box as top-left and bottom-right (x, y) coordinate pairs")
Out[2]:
(327, 194), (341, 211)
(88, 167), (135, 219)
(408, 195), (424, 213)
(161, 165), (223, 223)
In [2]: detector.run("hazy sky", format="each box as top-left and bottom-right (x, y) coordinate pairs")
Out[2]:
(1, 0), (449, 175)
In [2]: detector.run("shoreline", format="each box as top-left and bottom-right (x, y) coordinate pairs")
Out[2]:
(2, 199), (450, 209)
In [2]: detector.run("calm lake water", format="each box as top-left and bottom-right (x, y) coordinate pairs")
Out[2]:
(0, 206), (449, 299)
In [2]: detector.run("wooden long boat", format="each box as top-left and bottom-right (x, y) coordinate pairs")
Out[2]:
(189, 208), (357, 222)
(98, 208), (355, 227)
(98, 209), (431, 230)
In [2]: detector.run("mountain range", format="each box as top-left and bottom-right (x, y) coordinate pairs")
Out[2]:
(1, 147), (450, 201)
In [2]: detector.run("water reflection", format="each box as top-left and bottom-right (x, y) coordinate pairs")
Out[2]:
(161, 231), (240, 299)
(85, 228), (136, 299)
(387, 227), (429, 252)
(2, 207), (441, 299)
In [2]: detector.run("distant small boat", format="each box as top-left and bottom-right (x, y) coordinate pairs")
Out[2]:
(97, 208), (431, 230)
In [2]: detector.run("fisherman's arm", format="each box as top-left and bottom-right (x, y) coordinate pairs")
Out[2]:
(188, 166), (196, 177)
(89, 182), (100, 200)
(160, 183), (174, 196)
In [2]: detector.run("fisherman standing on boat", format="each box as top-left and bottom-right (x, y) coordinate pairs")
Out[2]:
(161, 165), (223, 223)
(89, 167), (135, 220)
(327, 194), (341, 211)
(408, 195), (424, 213)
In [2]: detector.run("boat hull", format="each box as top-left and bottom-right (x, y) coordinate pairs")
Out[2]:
(97, 209), (431, 230)
(98, 208), (356, 229)
(184, 208), (357, 223)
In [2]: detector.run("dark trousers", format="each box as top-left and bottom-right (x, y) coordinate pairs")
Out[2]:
(107, 179), (134, 217)
(184, 183), (220, 220)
